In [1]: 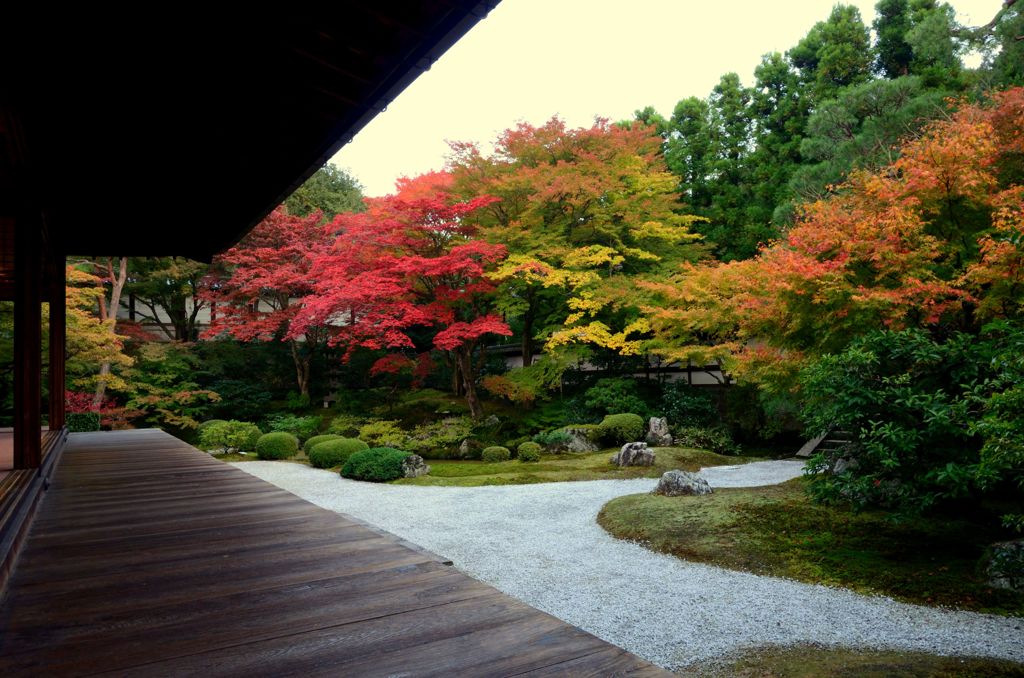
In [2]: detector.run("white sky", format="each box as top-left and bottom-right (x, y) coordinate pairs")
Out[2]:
(330, 0), (1004, 198)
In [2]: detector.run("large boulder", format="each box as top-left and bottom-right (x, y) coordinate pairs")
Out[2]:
(611, 441), (655, 467)
(563, 427), (599, 454)
(645, 417), (673, 447)
(654, 470), (712, 496)
(401, 454), (431, 478)
(984, 539), (1024, 592)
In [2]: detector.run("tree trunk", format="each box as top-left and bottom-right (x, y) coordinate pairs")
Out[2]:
(520, 290), (536, 368)
(93, 257), (128, 407)
(456, 346), (483, 419)
(289, 339), (311, 398)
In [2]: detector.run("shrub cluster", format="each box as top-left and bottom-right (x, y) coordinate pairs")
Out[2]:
(673, 426), (740, 456)
(327, 414), (364, 437)
(309, 438), (369, 469)
(199, 420), (262, 452)
(596, 413), (645, 446)
(66, 412), (101, 432)
(255, 432), (299, 460)
(517, 441), (542, 462)
(533, 429), (572, 450)
(358, 420), (409, 449)
(341, 447), (411, 482)
(481, 446), (511, 463)
(265, 414), (321, 442)
(405, 417), (474, 458)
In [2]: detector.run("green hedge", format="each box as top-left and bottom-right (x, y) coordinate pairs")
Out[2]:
(517, 441), (542, 462)
(597, 413), (645, 446)
(255, 432), (299, 460)
(199, 420), (262, 452)
(341, 447), (410, 482)
(309, 438), (369, 469)
(66, 412), (101, 432)
(303, 434), (343, 453)
(481, 446), (511, 463)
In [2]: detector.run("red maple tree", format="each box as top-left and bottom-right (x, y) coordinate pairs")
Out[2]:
(201, 207), (333, 399)
(292, 172), (509, 418)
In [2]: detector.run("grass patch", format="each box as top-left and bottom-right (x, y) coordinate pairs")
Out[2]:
(598, 478), (1024, 615)
(692, 646), (1024, 677)
(393, 447), (742, 486)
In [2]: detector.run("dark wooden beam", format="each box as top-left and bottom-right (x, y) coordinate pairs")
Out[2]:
(48, 258), (65, 431)
(14, 217), (41, 469)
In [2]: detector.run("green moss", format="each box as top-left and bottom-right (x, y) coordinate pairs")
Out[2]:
(693, 646), (1024, 678)
(394, 447), (739, 487)
(598, 478), (1024, 615)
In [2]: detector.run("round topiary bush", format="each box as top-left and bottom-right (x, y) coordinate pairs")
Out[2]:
(597, 413), (645, 446)
(303, 434), (343, 454)
(309, 438), (369, 469)
(341, 447), (411, 482)
(255, 432), (299, 460)
(481, 446), (511, 463)
(517, 441), (542, 462)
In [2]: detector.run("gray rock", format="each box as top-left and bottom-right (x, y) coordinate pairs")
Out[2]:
(653, 469), (712, 496)
(401, 454), (431, 478)
(645, 417), (673, 447)
(832, 456), (858, 475)
(611, 442), (655, 467)
(985, 539), (1024, 591)
(483, 414), (501, 427)
(563, 427), (599, 454)
(458, 438), (482, 460)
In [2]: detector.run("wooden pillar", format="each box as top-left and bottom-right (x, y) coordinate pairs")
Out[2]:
(48, 259), (66, 431)
(14, 219), (41, 469)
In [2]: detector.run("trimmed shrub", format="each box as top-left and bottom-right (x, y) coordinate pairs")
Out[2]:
(342, 447), (410, 482)
(358, 420), (409, 449)
(309, 438), (369, 469)
(533, 429), (572, 450)
(303, 434), (342, 453)
(66, 412), (101, 432)
(265, 414), (321, 442)
(597, 413), (645, 446)
(674, 426), (740, 456)
(505, 436), (531, 450)
(517, 441), (542, 462)
(199, 420), (262, 452)
(255, 432), (299, 460)
(481, 446), (511, 463)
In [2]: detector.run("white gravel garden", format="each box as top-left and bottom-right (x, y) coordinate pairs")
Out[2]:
(234, 460), (1024, 672)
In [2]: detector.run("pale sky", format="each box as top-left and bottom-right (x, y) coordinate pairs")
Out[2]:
(331, 0), (1004, 198)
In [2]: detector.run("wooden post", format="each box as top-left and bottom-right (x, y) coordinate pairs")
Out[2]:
(14, 220), (42, 469)
(48, 259), (66, 431)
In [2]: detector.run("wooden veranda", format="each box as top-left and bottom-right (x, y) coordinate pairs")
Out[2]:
(0, 430), (667, 676)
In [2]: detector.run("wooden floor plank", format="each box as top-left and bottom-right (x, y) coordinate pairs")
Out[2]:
(0, 429), (668, 676)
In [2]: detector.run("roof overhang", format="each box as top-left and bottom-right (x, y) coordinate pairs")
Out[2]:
(0, 3), (499, 262)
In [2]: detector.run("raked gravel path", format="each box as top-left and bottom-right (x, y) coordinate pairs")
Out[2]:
(233, 459), (1024, 672)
